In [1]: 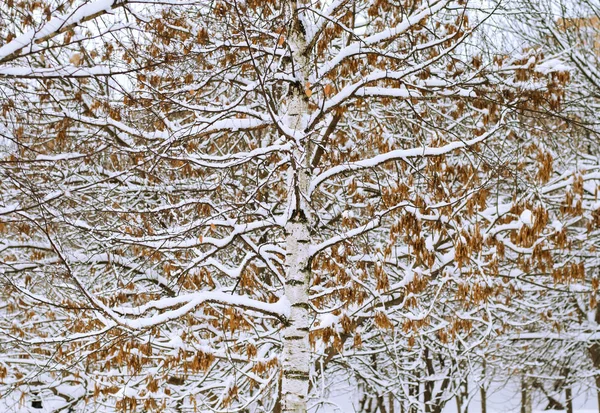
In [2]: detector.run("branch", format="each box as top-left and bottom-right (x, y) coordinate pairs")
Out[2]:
(0, 0), (126, 64)
(309, 119), (505, 197)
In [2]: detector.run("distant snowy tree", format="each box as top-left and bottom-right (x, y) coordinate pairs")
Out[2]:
(484, 0), (600, 409)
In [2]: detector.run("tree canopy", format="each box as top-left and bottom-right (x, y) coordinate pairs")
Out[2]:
(0, 0), (599, 412)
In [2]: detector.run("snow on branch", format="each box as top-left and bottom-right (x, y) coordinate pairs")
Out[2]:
(107, 292), (290, 329)
(0, 0), (124, 64)
(309, 119), (505, 197)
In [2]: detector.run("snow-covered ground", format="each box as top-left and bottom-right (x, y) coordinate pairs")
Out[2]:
(4, 377), (599, 412)
(320, 377), (599, 413)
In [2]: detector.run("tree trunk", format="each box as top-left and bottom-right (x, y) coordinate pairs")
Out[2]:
(377, 395), (388, 413)
(274, 374), (282, 413)
(424, 380), (432, 412)
(560, 367), (572, 413)
(589, 305), (600, 413)
(455, 380), (468, 413)
(594, 373), (600, 413)
(481, 360), (487, 413)
(409, 376), (419, 413)
(521, 375), (532, 413)
(565, 385), (572, 413)
(461, 380), (469, 413)
(281, 219), (311, 413)
(280, 3), (312, 412)
(480, 385), (486, 413)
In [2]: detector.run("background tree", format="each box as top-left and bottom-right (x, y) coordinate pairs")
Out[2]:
(483, 0), (600, 410)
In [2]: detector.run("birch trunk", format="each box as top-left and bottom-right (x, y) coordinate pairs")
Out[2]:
(281, 219), (311, 413)
(281, 2), (312, 412)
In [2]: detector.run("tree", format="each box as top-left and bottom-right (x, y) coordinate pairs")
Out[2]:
(488, 0), (600, 409)
(0, 0), (582, 412)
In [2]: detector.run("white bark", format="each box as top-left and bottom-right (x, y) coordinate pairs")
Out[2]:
(281, 2), (312, 412)
(282, 221), (311, 413)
